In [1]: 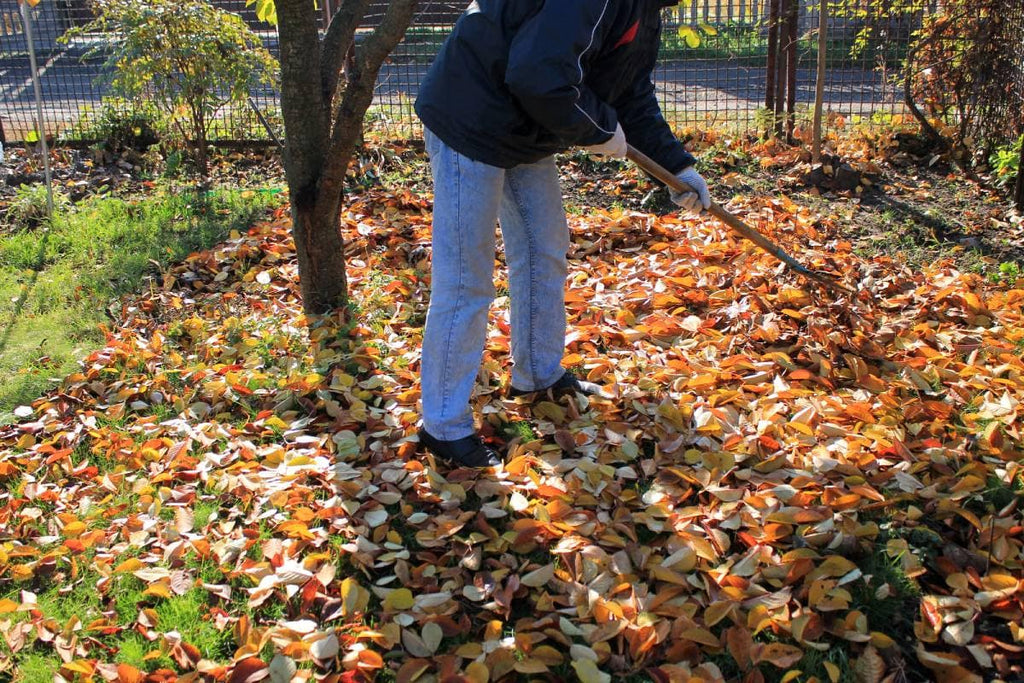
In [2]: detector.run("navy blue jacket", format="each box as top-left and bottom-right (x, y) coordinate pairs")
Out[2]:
(415, 0), (696, 173)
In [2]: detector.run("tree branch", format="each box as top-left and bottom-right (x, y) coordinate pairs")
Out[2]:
(320, 0), (372, 105)
(354, 0), (418, 79)
(318, 0), (418, 198)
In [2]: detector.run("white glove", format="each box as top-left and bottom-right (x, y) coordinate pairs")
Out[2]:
(670, 167), (711, 215)
(585, 123), (626, 159)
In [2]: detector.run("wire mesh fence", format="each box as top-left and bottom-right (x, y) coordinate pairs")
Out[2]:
(0, 0), (1021, 147)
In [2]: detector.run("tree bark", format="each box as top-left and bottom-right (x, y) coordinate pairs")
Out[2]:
(276, 0), (417, 314)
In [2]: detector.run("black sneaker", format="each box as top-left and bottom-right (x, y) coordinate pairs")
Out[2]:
(418, 429), (502, 468)
(508, 370), (601, 399)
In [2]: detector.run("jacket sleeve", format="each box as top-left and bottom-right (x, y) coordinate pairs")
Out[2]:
(613, 67), (696, 174)
(504, 0), (619, 147)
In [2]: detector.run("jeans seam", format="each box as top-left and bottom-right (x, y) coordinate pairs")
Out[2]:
(509, 171), (541, 389)
(438, 146), (464, 438)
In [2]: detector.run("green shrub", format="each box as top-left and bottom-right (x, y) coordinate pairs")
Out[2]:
(990, 135), (1022, 189)
(64, 0), (278, 174)
(64, 98), (162, 155)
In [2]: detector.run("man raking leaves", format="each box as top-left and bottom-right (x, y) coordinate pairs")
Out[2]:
(414, 0), (712, 468)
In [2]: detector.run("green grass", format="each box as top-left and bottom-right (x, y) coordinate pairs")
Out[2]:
(12, 652), (58, 683)
(6, 568), (235, 676)
(0, 186), (282, 423)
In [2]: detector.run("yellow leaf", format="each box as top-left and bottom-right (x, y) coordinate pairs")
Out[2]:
(700, 22), (719, 36)
(824, 661), (841, 683)
(572, 659), (609, 683)
(264, 416), (289, 431)
(870, 631), (896, 649)
(465, 661), (489, 683)
(788, 420), (814, 435)
(513, 659), (550, 674)
(0, 599), (20, 613)
(340, 577), (369, 616)
(115, 558), (146, 573)
(62, 660), (94, 675)
(143, 583), (172, 599)
(63, 521), (87, 538)
(678, 25), (701, 48)
(533, 401), (565, 424)
(384, 588), (415, 611)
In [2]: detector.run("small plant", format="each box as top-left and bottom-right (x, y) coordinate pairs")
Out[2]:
(4, 184), (71, 231)
(988, 261), (1022, 284)
(64, 0), (278, 175)
(989, 135), (1022, 189)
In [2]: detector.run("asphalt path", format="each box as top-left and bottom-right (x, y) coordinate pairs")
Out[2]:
(0, 46), (903, 142)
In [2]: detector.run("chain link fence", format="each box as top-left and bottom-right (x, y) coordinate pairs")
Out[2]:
(0, 0), (1021, 147)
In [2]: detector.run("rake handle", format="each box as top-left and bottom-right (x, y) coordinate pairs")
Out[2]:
(625, 144), (854, 296)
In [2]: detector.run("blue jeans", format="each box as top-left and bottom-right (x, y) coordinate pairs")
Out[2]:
(421, 129), (569, 439)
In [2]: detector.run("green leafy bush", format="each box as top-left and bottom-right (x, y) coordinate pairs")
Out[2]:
(989, 135), (1022, 189)
(65, 0), (278, 174)
(64, 98), (162, 155)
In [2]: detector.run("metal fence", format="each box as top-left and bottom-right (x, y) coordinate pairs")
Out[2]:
(0, 0), (1020, 146)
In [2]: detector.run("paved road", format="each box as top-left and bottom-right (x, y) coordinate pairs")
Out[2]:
(0, 45), (904, 142)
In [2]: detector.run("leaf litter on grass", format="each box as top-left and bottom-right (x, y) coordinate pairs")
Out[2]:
(0, 166), (1022, 683)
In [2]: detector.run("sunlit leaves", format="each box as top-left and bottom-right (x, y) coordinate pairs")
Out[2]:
(0, 140), (1022, 681)
(245, 0), (277, 25)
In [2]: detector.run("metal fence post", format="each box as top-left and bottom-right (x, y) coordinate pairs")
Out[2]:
(20, 0), (54, 217)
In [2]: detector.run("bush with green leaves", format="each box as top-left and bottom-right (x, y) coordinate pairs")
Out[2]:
(65, 0), (278, 174)
(61, 98), (162, 161)
(989, 135), (1022, 190)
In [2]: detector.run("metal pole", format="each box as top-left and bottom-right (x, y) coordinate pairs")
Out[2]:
(812, 0), (828, 163)
(20, 0), (54, 218)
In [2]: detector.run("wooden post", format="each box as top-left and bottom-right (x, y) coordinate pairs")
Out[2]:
(812, 0), (827, 162)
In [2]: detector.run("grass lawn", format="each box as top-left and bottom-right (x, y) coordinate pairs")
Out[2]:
(0, 186), (282, 423)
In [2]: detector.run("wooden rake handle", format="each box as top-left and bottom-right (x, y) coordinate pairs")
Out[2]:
(625, 144), (855, 297)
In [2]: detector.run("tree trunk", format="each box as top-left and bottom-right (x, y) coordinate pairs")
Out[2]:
(812, 0), (827, 163)
(275, 0), (417, 314)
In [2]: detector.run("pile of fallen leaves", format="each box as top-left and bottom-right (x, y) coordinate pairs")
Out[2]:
(0, 158), (1022, 683)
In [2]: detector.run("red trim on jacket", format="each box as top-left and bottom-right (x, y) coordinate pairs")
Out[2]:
(613, 20), (639, 49)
